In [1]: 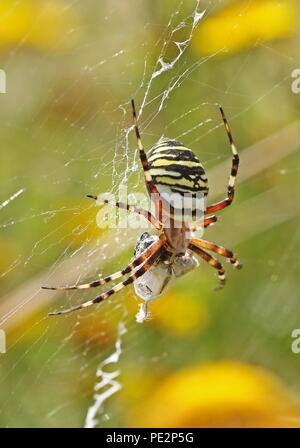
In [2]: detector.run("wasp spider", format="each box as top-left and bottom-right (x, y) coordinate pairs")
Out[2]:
(43, 100), (242, 317)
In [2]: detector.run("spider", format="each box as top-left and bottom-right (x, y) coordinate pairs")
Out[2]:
(42, 100), (242, 318)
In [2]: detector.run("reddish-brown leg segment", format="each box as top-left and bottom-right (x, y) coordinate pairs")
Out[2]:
(189, 238), (242, 269)
(189, 215), (217, 231)
(188, 241), (226, 290)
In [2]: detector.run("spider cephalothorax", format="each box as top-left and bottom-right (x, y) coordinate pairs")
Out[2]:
(42, 100), (242, 320)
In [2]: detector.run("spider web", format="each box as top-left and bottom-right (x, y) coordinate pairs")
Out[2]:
(0, 0), (300, 428)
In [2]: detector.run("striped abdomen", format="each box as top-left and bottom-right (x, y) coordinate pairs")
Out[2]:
(147, 138), (208, 196)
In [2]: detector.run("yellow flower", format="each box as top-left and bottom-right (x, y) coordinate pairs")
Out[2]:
(193, 0), (296, 56)
(0, 0), (79, 51)
(150, 291), (210, 336)
(130, 361), (300, 427)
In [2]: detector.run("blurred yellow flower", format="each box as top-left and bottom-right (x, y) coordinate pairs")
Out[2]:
(131, 361), (300, 428)
(120, 367), (166, 405)
(0, 0), (79, 51)
(150, 291), (210, 336)
(193, 0), (296, 56)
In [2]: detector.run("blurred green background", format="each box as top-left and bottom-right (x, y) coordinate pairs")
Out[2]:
(0, 0), (300, 428)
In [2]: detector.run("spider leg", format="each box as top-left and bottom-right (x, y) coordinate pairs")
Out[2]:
(131, 99), (153, 191)
(205, 106), (239, 215)
(189, 238), (242, 269)
(188, 241), (226, 290)
(189, 215), (217, 231)
(48, 245), (164, 316)
(131, 99), (162, 220)
(42, 235), (165, 291)
(86, 195), (162, 231)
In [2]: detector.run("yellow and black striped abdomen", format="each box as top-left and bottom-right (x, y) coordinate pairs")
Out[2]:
(147, 138), (209, 196)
